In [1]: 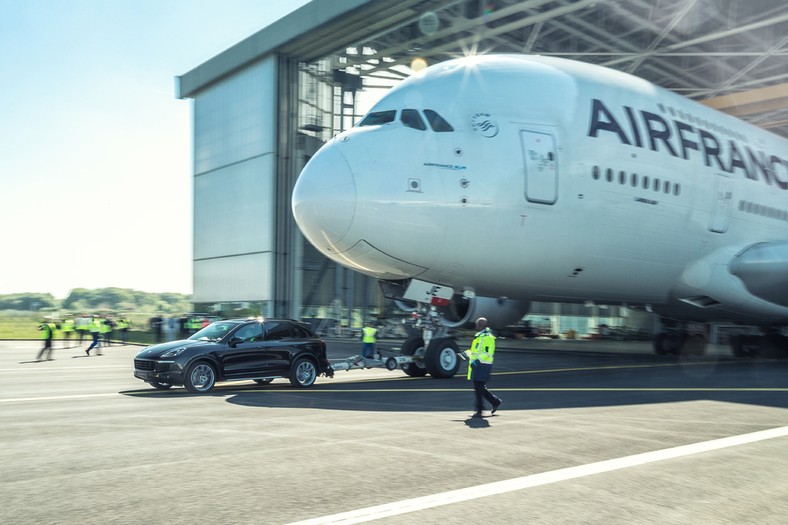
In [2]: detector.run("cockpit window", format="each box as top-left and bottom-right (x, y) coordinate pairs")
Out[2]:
(358, 110), (396, 126)
(423, 109), (454, 132)
(401, 109), (427, 130)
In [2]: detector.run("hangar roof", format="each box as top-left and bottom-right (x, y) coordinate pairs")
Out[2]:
(177, 0), (788, 138)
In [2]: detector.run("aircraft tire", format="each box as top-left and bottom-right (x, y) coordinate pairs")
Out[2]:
(680, 334), (707, 356)
(401, 337), (427, 377)
(731, 335), (757, 357)
(760, 335), (788, 358)
(653, 333), (679, 355)
(424, 337), (460, 379)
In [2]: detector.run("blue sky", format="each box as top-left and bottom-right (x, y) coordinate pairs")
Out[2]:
(0, 0), (311, 298)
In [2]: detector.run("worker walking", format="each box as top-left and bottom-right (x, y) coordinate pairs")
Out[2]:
(86, 316), (103, 356)
(361, 321), (378, 358)
(36, 319), (57, 361)
(61, 317), (75, 348)
(465, 317), (502, 418)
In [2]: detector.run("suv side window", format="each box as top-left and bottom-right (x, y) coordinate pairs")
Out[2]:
(264, 322), (293, 341)
(234, 323), (263, 343)
(291, 325), (311, 339)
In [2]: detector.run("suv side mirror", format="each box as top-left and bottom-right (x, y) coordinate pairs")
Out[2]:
(228, 337), (243, 348)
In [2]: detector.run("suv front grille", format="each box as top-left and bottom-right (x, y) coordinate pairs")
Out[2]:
(134, 359), (155, 371)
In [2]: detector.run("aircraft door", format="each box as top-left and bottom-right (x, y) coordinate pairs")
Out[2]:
(709, 173), (733, 233)
(520, 130), (558, 204)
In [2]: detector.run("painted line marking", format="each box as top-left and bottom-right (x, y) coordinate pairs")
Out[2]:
(0, 393), (122, 403)
(287, 425), (788, 525)
(0, 365), (129, 372)
(228, 387), (788, 394)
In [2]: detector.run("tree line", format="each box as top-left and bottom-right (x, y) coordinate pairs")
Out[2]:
(0, 288), (191, 314)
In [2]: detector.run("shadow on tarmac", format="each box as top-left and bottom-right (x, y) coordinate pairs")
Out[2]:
(119, 353), (788, 413)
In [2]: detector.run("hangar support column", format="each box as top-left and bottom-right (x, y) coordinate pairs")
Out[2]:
(273, 55), (303, 319)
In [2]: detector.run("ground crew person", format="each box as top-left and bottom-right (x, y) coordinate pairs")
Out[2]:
(115, 317), (128, 344)
(61, 317), (76, 348)
(100, 316), (113, 347)
(464, 317), (502, 418)
(86, 316), (103, 356)
(36, 319), (57, 360)
(75, 315), (90, 344)
(361, 322), (378, 358)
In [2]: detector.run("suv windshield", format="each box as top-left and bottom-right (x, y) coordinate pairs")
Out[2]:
(189, 321), (240, 342)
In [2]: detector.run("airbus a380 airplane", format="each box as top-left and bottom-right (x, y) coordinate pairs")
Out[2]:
(292, 54), (788, 378)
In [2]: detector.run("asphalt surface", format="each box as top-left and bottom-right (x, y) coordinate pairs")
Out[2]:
(3, 338), (788, 524)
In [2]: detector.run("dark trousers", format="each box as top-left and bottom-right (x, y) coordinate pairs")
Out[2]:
(473, 380), (499, 412)
(87, 332), (101, 353)
(37, 339), (53, 360)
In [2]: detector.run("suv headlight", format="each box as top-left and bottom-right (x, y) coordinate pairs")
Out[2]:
(161, 347), (186, 358)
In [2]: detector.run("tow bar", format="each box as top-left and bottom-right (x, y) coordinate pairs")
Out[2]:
(329, 352), (414, 372)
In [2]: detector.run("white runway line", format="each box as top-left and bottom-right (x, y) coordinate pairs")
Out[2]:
(287, 425), (788, 525)
(0, 392), (121, 403)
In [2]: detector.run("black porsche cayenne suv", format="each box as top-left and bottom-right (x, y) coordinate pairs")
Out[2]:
(133, 318), (333, 393)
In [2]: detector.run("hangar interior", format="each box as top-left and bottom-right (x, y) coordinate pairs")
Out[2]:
(176, 0), (788, 336)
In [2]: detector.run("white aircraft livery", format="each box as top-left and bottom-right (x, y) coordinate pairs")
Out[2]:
(292, 54), (788, 377)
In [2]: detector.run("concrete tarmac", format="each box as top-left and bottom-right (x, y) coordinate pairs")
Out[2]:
(2, 338), (788, 524)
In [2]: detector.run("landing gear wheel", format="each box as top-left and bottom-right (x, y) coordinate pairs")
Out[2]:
(731, 335), (758, 357)
(254, 378), (274, 385)
(654, 333), (680, 355)
(290, 357), (317, 388)
(681, 334), (707, 356)
(401, 337), (427, 377)
(184, 361), (217, 393)
(424, 337), (460, 378)
(149, 380), (173, 390)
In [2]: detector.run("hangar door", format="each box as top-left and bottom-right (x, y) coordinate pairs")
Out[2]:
(520, 130), (558, 204)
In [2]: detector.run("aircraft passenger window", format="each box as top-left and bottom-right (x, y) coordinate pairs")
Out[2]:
(674, 184), (680, 196)
(631, 173), (638, 187)
(653, 178), (660, 191)
(423, 110), (454, 132)
(592, 166), (600, 180)
(401, 109), (427, 130)
(663, 180), (670, 193)
(642, 176), (650, 189)
(606, 168), (613, 182)
(619, 171), (626, 184)
(358, 110), (397, 126)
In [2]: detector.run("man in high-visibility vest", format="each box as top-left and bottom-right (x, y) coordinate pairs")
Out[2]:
(464, 317), (502, 418)
(115, 317), (129, 344)
(36, 318), (57, 361)
(361, 322), (378, 358)
(61, 317), (76, 348)
(86, 316), (103, 356)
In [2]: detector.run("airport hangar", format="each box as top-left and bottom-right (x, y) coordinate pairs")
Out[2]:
(176, 0), (788, 336)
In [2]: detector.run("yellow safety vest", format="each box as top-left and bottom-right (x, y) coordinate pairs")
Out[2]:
(467, 328), (496, 379)
(40, 323), (54, 339)
(62, 319), (75, 333)
(362, 326), (377, 343)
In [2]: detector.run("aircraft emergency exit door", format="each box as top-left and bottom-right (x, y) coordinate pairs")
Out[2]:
(520, 130), (558, 204)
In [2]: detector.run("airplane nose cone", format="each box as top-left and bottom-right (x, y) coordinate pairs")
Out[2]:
(292, 145), (357, 252)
